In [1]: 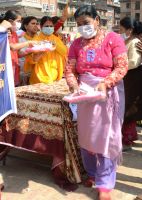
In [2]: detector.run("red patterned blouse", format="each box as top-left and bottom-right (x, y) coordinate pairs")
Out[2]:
(65, 29), (128, 89)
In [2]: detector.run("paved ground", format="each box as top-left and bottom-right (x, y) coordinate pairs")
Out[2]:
(0, 128), (142, 200)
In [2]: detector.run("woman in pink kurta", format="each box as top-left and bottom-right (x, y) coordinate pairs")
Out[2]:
(65, 5), (128, 200)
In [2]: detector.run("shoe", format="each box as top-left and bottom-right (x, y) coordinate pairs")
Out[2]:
(83, 177), (94, 188)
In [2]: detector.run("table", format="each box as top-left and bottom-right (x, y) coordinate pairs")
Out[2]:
(0, 79), (83, 183)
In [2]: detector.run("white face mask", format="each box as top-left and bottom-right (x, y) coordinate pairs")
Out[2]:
(16, 22), (21, 31)
(77, 24), (97, 39)
(11, 22), (21, 32)
(121, 33), (129, 40)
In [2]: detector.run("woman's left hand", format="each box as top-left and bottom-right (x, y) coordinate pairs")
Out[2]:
(95, 82), (106, 93)
(51, 42), (56, 51)
(136, 41), (142, 52)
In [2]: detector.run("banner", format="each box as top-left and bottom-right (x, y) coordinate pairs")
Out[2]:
(0, 32), (17, 122)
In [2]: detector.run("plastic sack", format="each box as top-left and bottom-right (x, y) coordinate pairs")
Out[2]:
(26, 41), (54, 53)
(63, 82), (106, 104)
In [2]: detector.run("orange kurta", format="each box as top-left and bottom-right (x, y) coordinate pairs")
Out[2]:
(25, 32), (67, 84)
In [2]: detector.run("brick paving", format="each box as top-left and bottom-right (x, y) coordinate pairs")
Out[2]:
(0, 129), (142, 200)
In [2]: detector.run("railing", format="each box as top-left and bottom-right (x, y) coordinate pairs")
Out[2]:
(119, 0), (130, 2)
(67, 21), (76, 27)
(57, 0), (68, 4)
(0, 0), (21, 2)
(0, 0), (41, 8)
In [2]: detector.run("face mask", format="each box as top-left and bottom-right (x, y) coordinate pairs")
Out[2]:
(11, 22), (21, 32)
(121, 33), (129, 40)
(42, 27), (54, 35)
(77, 24), (97, 39)
(15, 22), (21, 31)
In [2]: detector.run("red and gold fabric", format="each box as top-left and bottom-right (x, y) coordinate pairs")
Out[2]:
(0, 79), (83, 183)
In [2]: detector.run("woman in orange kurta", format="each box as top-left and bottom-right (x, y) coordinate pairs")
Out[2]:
(25, 16), (67, 84)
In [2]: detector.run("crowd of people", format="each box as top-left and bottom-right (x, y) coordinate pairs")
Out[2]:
(0, 4), (142, 200)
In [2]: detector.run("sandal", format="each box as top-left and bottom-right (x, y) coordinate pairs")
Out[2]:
(83, 177), (94, 187)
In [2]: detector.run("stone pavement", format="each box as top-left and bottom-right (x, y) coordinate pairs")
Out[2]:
(0, 129), (142, 200)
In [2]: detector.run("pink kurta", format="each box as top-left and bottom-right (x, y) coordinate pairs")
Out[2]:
(65, 29), (128, 160)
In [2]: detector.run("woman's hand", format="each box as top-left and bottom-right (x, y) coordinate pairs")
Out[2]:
(69, 84), (79, 93)
(7, 29), (12, 38)
(136, 41), (142, 52)
(95, 82), (107, 93)
(28, 40), (39, 47)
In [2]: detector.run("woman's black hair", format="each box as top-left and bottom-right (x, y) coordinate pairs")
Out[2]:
(52, 16), (60, 25)
(52, 16), (64, 30)
(21, 16), (37, 31)
(3, 10), (20, 21)
(120, 17), (141, 35)
(74, 5), (99, 20)
(134, 21), (142, 35)
(40, 16), (52, 27)
(0, 15), (4, 23)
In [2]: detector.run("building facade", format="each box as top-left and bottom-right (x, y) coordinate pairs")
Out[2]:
(0, 0), (59, 18)
(94, 0), (120, 30)
(0, 0), (44, 18)
(120, 0), (142, 21)
(0, 0), (120, 30)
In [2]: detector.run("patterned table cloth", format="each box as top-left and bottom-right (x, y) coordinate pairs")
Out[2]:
(0, 79), (83, 183)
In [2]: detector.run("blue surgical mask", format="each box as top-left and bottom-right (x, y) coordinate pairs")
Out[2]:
(42, 27), (54, 35)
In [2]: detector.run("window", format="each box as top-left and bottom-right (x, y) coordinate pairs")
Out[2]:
(135, 1), (140, 10)
(42, 4), (49, 12)
(50, 4), (55, 12)
(126, 13), (131, 17)
(135, 13), (140, 20)
(126, 3), (130, 9)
